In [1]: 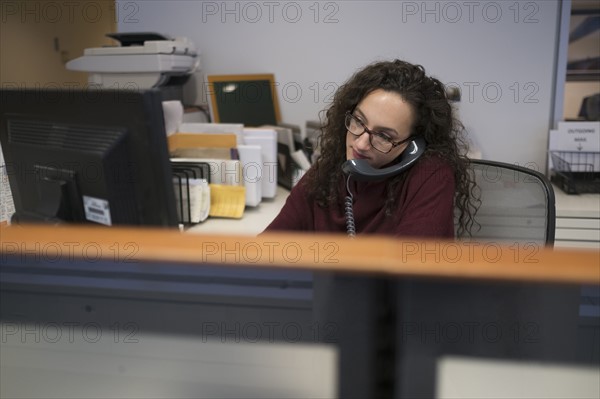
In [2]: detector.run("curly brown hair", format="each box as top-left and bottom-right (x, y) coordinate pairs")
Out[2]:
(304, 59), (479, 237)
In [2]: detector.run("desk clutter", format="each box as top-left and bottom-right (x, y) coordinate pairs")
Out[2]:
(166, 121), (317, 227)
(161, 72), (322, 229)
(65, 34), (325, 225)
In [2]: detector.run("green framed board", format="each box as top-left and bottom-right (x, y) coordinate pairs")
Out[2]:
(207, 74), (281, 126)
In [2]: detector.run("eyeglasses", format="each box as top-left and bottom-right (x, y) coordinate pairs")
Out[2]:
(345, 112), (413, 154)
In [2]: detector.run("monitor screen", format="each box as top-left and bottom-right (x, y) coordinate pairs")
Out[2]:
(0, 88), (178, 227)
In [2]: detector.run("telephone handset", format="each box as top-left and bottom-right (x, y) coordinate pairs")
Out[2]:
(342, 136), (426, 181)
(342, 136), (426, 237)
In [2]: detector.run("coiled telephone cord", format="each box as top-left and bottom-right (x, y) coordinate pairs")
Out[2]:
(344, 175), (356, 238)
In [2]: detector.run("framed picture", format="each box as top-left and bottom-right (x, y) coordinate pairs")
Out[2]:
(566, 9), (600, 81)
(206, 74), (281, 126)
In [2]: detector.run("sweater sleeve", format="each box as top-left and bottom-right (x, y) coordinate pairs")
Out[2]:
(393, 158), (456, 238)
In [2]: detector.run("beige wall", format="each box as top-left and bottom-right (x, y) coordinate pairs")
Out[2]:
(0, 0), (116, 87)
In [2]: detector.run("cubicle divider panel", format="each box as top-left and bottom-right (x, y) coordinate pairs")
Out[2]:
(0, 255), (315, 343)
(393, 279), (585, 399)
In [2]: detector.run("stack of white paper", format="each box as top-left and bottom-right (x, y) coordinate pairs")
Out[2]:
(172, 177), (210, 223)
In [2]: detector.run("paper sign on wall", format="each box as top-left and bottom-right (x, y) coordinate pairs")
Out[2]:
(551, 122), (600, 152)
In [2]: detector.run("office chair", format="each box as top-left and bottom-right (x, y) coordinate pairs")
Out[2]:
(458, 159), (556, 246)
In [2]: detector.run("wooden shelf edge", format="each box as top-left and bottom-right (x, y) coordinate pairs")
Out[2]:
(1, 224), (599, 285)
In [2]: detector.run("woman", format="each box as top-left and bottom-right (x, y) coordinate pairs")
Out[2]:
(265, 59), (477, 238)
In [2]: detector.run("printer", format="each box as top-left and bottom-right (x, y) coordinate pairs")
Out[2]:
(66, 32), (201, 101)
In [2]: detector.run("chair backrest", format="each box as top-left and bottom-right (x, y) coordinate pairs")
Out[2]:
(457, 160), (556, 246)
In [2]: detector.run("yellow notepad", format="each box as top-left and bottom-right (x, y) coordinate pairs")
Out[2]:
(208, 184), (246, 219)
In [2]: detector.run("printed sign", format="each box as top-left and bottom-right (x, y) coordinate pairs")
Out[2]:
(83, 195), (112, 226)
(550, 121), (600, 152)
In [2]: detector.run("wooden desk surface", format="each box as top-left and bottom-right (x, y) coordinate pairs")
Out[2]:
(1, 224), (598, 285)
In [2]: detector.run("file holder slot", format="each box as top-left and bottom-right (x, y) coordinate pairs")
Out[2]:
(171, 161), (212, 226)
(172, 172), (186, 224)
(181, 170), (194, 224)
(172, 162), (211, 183)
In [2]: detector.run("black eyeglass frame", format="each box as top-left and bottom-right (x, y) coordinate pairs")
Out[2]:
(344, 111), (414, 154)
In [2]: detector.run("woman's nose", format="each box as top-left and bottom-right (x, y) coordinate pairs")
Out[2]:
(354, 132), (371, 150)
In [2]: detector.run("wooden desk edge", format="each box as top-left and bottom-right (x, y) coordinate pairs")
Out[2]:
(1, 224), (599, 285)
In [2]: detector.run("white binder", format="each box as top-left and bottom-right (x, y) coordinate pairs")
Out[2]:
(243, 128), (278, 198)
(237, 144), (263, 207)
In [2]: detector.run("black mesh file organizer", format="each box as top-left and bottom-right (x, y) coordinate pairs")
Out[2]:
(171, 161), (211, 225)
(550, 151), (600, 194)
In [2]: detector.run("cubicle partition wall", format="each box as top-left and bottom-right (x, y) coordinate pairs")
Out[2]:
(1, 225), (598, 398)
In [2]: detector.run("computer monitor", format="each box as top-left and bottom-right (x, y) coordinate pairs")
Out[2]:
(0, 88), (178, 227)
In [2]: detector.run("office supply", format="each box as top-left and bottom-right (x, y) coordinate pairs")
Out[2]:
(305, 120), (323, 163)
(548, 121), (600, 194)
(342, 137), (426, 181)
(171, 158), (246, 219)
(168, 133), (238, 150)
(66, 33), (199, 91)
(207, 74), (281, 126)
(176, 124), (282, 196)
(291, 166), (307, 187)
(172, 170), (191, 224)
(175, 177), (209, 224)
(261, 125), (295, 152)
(173, 158), (243, 186)
(187, 185), (288, 236)
(171, 147), (235, 160)
(208, 184), (246, 219)
(171, 161), (211, 224)
(179, 123), (244, 146)
(291, 150), (311, 171)
(170, 161), (211, 182)
(162, 100), (184, 136)
(243, 128), (278, 198)
(237, 144), (263, 207)
(260, 124), (308, 189)
(276, 122), (305, 150)
(0, 88), (178, 227)
(168, 133), (238, 159)
(182, 105), (211, 123)
(550, 151), (600, 194)
(290, 149), (310, 186)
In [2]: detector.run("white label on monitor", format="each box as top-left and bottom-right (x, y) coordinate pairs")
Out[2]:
(83, 196), (112, 226)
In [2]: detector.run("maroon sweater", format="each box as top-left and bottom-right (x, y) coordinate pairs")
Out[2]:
(264, 156), (455, 238)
